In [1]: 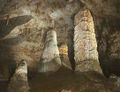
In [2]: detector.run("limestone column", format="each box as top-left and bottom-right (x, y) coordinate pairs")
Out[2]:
(8, 60), (29, 92)
(38, 30), (61, 73)
(74, 8), (101, 72)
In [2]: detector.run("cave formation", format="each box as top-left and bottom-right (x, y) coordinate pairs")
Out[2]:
(0, 0), (120, 92)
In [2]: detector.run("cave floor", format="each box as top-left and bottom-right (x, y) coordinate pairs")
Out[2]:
(29, 67), (120, 92)
(0, 67), (120, 92)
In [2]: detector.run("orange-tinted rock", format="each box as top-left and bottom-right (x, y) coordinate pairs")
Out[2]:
(74, 8), (101, 72)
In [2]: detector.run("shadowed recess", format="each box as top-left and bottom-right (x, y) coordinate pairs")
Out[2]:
(0, 15), (33, 39)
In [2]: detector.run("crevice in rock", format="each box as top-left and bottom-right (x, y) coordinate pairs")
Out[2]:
(67, 28), (76, 71)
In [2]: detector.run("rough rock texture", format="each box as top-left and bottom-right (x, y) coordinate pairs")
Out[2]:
(79, 0), (120, 78)
(80, 0), (120, 18)
(74, 8), (101, 72)
(38, 30), (61, 73)
(108, 30), (120, 59)
(0, 0), (81, 79)
(91, 5), (120, 77)
(8, 60), (29, 92)
(0, 0), (120, 92)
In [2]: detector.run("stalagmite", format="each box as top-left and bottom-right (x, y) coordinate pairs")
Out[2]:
(59, 43), (72, 70)
(8, 60), (29, 92)
(74, 8), (101, 72)
(38, 30), (61, 73)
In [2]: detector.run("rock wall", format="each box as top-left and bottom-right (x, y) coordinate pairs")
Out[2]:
(0, 0), (81, 79)
(80, 0), (120, 18)
(95, 18), (120, 77)
(0, 0), (120, 79)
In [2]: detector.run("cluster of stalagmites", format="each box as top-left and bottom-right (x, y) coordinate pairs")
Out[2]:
(6, 8), (120, 92)
(7, 8), (103, 92)
(37, 8), (102, 73)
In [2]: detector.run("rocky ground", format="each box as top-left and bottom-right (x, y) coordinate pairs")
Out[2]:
(30, 67), (120, 92)
(1, 67), (120, 92)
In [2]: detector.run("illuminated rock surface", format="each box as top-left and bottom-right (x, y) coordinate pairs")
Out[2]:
(74, 8), (101, 72)
(38, 30), (61, 73)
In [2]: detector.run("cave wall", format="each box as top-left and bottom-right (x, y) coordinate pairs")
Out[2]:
(0, 0), (120, 79)
(0, 0), (81, 79)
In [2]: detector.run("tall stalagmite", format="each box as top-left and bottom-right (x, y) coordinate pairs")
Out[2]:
(74, 8), (101, 72)
(38, 30), (61, 73)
